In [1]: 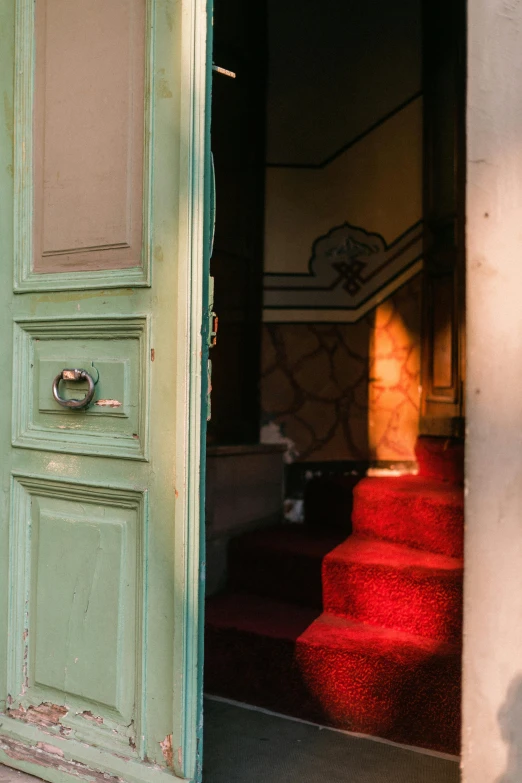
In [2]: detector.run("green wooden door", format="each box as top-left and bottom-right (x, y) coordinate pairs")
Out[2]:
(0, 2), (212, 782)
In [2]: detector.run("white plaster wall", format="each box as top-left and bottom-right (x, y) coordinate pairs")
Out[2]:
(463, 1), (522, 780)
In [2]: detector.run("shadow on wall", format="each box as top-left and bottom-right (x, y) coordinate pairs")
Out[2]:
(497, 675), (522, 783)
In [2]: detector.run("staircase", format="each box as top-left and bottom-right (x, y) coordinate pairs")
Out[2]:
(205, 438), (464, 755)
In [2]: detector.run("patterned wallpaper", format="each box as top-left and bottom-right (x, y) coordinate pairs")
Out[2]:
(260, 275), (422, 463)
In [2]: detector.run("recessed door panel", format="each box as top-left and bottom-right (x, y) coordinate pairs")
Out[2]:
(13, 318), (149, 459)
(38, 360), (128, 417)
(33, 0), (146, 274)
(8, 476), (145, 756)
(34, 511), (125, 705)
(431, 275), (455, 395)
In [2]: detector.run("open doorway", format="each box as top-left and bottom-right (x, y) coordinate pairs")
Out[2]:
(204, 0), (465, 778)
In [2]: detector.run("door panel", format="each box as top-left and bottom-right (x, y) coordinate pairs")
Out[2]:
(0, 1), (211, 782)
(9, 476), (145, 750)
(420, 0), (466, 437)
(207, 0), (267, 445)
(13, 317), (149, 459)
(431, 277), (454, 391)
(14, 0), (152, 293)
(33, 0), (146, 273)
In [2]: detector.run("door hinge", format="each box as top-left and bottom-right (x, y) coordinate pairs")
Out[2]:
(206, 277), (217, 422)
(207, 358), (212, 422)
(208, 276), (218, 348)
(209, 314), (218, 347)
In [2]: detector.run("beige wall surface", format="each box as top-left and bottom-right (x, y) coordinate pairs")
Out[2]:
(463, 1), (522, 781)
(260, 0), (423, 462)
(266, 0), (422, 167)
(264, 100), (423, 277)
(264, 0), (423, 277)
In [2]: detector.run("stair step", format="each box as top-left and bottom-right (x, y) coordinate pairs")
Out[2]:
(352, 476), (464, 557)
(323, 536), (463, 643)
(204, 592), (461, 754)
(415, 436), (464, 484)
(297, 613), (461, 754)
(205, 592), (322, 720)
(205, 590), (319, 639)
(228, 525), (344, 608)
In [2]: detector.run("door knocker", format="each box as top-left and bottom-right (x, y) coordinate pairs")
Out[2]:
(52, 369), (96, 410)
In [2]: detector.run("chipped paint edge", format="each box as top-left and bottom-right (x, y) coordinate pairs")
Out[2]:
(0, 720), (191, 783)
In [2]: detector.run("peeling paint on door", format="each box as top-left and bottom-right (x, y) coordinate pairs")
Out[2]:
(7, 702), (68, 728)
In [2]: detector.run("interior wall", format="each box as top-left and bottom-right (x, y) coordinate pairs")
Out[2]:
(463, 1), (522, 779)
(207, 0), (267, 445)
(261, 275), (421, 462)
(260, 0), (424, 462)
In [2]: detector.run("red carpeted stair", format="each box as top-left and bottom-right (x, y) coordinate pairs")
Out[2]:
(323, 537), (463, 643)
(205, 437), (464, 755)
(352, 476), (463, 558)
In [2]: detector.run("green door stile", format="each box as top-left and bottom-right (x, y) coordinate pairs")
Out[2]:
(0, 2), (212, 783)
(196, 1), (215, 778)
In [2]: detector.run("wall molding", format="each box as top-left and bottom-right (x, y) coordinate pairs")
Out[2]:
(263, 220), (423, 323)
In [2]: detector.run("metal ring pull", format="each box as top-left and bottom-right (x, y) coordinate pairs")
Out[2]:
(52, 369), (96, 410)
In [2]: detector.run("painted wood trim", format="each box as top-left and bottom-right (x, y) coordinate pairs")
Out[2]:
(13, 0), (154, 293)
(13, 0), (34, 291)
(172, 0), (211, 778)
(0, 717), (187, 783)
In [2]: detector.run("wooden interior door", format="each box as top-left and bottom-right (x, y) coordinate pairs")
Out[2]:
(420, 0), (466, 437)
(0, 2), (211, 782)
(207, 0), (267, 446)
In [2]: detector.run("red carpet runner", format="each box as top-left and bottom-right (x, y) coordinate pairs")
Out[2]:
(205, 438), (464, 754)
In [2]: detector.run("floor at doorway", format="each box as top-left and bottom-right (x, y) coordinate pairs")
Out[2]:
(0, 698), (460, 783)
(0, 765), (38, 783)
(203, 697), (460, 783)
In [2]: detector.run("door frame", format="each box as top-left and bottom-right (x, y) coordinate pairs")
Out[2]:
(462, 0), (522, 778)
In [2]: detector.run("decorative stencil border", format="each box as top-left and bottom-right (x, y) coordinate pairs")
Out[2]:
(263, 221), (423, 323)
(12, 316), (150, 460)
(7, 473), (148, 758)
(13, 0), (154, 292)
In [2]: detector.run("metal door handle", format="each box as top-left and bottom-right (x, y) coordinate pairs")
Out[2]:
(52, 369), (96, 410)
